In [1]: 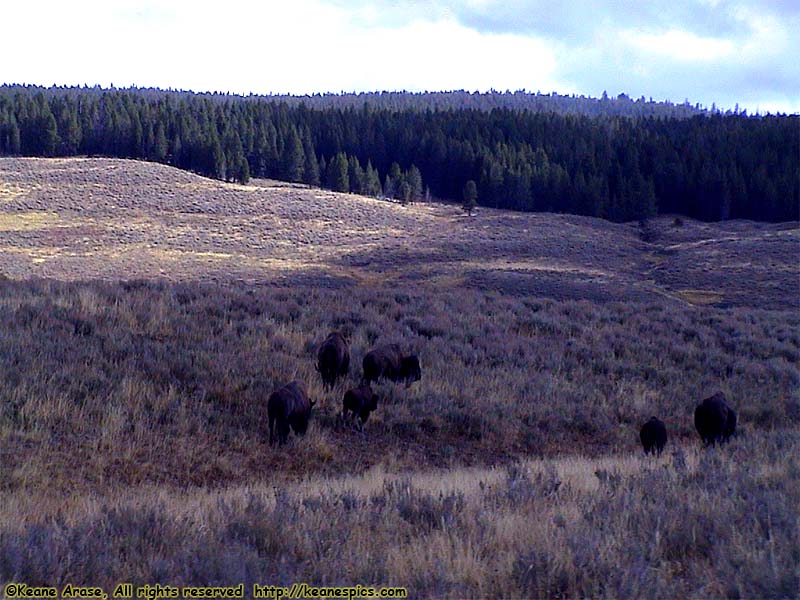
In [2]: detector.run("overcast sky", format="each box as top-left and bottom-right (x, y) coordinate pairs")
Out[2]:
(3, 0), (798, 113)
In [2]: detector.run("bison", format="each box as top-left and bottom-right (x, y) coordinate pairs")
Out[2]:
(268, 380), (315, 445)
(639, 416), (667, 455)
(342, 384), (379, 429)
(694, 391), (737, 446)
(316, 331), (350, 390)
(362, 344), (421, 385)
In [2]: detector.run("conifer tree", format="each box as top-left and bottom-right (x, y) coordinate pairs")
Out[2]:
(384, 161), (402, 199)
(58, 105), (81, 155)
(405, 164), (423, 202)
(281, 127), (304, 182)
(153, 121), (168, 162)
(463, 179), (478, 216)
(348, 155), (365, 195)
(364, 160), (382, 197)
(301, 128), (320, 186)
(326, 152), (349, 192)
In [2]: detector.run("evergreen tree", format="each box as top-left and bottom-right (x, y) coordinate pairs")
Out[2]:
(383, 173), (395, 199)
(57, 105), (81, 155)
(153, 121), (168, 162)
(301, 128), (320, 186)
(169, 132), (183, 165)
(405, 164), (423, 202)
(363, 160), (382, 197)
(347, 155), (365, 195)
(384, 161), (402, 198)
(326, 152), (349, 192)
(397, 180), (412, 204)
(210, 132), (227, 180)
(41, 109), (59, 157)
(2, 113), (21, 154)
(388, 161), (402, 183)
(463, 179), (478, 216)
(224, 129), (249, 184)
(281, 127), (304, 182)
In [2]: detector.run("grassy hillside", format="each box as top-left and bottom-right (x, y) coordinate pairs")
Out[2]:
(0, 277), (798, 492)
(1, 158), (797, 308)
(0, 158), (798, 597)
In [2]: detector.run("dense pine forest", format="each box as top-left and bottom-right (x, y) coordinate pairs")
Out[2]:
(0, 85), (797, 222)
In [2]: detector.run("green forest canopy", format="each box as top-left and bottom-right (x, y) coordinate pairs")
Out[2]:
(0, 85), (797, 222)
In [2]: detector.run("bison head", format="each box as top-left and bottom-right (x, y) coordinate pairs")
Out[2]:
(290, 399), (316, 436)
(358, 394), (379, 424)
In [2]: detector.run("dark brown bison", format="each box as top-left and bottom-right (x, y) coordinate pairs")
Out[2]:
(342, 384), (379, 429)
(268, 381), (315, 445)
(694, 391), (737, 446)
(639, 416), (667, 455)
(362, 344), (421, 385)
(316, 331), (350, 390)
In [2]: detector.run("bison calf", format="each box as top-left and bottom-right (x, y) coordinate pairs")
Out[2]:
(694, 391), (737, 446)
(342, 384), (379, 429)
(362, 344), (421, 386)
(268, 381), (315, 446)
(639, 416), (667, 455)
(316, 331), (350, 390)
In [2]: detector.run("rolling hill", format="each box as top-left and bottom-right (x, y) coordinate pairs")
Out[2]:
(1, 158), (797, 309)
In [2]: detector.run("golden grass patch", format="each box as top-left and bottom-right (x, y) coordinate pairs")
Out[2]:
(0, 182), (30, 200)
(674, 289), (725, 305)
(0, 211), (62, 231)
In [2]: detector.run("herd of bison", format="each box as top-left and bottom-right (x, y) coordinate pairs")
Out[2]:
(268, 331), (737, 453)
(268, 332), (421, 445)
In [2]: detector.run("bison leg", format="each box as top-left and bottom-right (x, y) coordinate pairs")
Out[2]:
(275, 419), (290, 445)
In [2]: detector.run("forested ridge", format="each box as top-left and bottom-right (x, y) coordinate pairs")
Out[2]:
(1, 84), (797, 222)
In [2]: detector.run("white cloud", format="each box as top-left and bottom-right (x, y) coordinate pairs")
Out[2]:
(0, 0), (561, 94)
(621, 29), (734, 62)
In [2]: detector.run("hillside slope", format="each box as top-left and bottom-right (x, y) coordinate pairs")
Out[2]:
(1, 158), (797, 309)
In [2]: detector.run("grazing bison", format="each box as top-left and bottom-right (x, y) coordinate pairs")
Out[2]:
(694, 392), (737, 446)
(342, 384), (379, 429)
(268, 381), (315, 445)
(362, 344), (421, 385)
(316, 331), (350, 390)
(639, 416), (668, 455)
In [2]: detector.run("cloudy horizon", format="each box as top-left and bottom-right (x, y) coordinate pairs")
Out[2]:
(3, 0), (798, 114)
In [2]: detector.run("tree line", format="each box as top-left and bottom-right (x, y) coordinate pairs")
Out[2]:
(0, 85), (797, 222)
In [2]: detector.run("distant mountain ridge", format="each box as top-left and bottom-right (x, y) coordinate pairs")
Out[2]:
(251, 89), (713, 119)
(2, 84), (713, 119)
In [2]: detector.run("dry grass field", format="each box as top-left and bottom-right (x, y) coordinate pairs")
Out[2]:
(1, 158), (797, 308)
(0, 158), (798, 597)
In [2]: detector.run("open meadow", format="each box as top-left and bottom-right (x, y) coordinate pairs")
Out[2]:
(0, 158), (798, 598)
